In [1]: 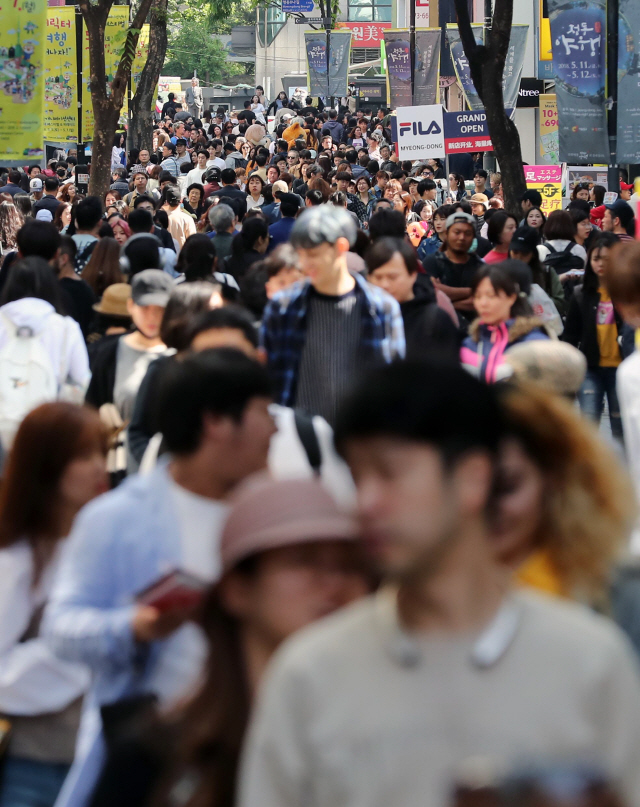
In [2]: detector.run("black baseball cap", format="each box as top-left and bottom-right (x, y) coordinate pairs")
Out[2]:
(131, 269), (173, 307)
(509, 225), (540, 255)
(605, 198), (634, 226)
(165, 185), (182, 206)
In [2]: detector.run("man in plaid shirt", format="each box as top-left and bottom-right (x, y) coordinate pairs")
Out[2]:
(260, 206), (405, 426)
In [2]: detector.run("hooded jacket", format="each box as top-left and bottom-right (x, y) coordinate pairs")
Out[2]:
(460, 316), (550, 383)
(323, 119), (344, 143)
(400, 281), (459, 363)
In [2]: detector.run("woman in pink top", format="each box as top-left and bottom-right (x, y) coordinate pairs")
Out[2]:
(483, 211), (518, 264)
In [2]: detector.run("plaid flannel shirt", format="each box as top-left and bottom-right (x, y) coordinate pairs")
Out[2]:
(260, 272), (405, 407)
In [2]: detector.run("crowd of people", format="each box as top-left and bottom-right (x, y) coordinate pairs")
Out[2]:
(0, 88), (639, 807)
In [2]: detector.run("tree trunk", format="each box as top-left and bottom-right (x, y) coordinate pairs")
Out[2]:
(453, 0), (527, 215)
(129, 0), (168, 152)
(91, 103), (121, 197)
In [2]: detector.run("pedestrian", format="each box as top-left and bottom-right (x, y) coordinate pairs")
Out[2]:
(238, 360), (640, 807)
(483, 211), (519, 264)
(80, 238), (125, 300)
(44, 349), (275, 807)
(162, 185), (196, 248)
(0, 201), (23, 255)
(223, 216), (269, 282)
(0, 403), (108, 807)
(563, 233), (624, 439)
(260, 205), (405, 425)
(185, 77), (203, 120)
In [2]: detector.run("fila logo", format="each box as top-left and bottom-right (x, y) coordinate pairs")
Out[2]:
(399, 120), (442, 136)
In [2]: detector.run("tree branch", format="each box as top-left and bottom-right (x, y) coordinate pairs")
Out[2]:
(453, 0), (488, 101)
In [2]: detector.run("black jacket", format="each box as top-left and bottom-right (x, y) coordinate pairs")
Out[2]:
(85, 334), (121, 407)
(401, 281), (460, 362)
(563, 284), (623, 368)
(127, 355), (173, 464)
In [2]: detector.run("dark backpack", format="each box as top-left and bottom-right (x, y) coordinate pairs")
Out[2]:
(542, 242), (584, 273)
(233, 156), (248, 170)
(74, 240), (97, 274)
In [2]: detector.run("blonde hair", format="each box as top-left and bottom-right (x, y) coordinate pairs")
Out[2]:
(499, 383), (635, 599)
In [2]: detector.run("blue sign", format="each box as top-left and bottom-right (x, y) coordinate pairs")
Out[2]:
(282, 0), (314, 12)
(443, 108), (514, 154)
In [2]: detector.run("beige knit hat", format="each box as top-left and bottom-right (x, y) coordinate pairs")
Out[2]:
(220, 476), (358, 573)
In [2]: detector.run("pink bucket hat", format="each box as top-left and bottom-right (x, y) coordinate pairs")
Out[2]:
(220, 476), (358, 573)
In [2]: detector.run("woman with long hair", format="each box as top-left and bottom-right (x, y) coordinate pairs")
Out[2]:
(539, 209), (588, 281)
(569, 207), (595, 252)
(484, 211), (519, 264)
(0, 403), (108, 807)
(89, 476), (370, 807)
(81, 237), (125, 299)
(563, 232), (624, 440)
(0, 201), (23, 254)
(460, 261), (550, 383)
(571, 182), (590, 203)
(509, 225), (565, 317)
(222, 217), (269, 282)
(104, 190), (121, 211)
(493, 382), (634, 600)
(525, 207), (546, 232)
(58, 183), (77, 205)
(110, 217), (131, 246)
(448, 172), (467, 202)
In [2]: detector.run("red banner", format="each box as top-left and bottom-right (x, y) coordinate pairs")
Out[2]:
(341, 22), (391, 48)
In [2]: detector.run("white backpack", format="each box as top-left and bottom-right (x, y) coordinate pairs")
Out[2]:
(0, 312), (60, 447)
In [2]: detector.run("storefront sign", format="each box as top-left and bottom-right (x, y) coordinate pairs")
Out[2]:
(342, 22), (390, 48)
(391, 104), (445, 160)
(539, 93), (559, 163)
(442, 108), (514, 153)
(525, 165), (562, 215)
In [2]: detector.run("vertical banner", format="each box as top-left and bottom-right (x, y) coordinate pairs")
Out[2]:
(0, 0), (46, 162)
(548, 0), (609, 163)
(44, 8), (77, 143)
(413, 28), (441, 106)
(81, 5), (129, 142)
(525, 165), (563, 215)
(447, 23), (483, 110)
(328, 31), (351, 98)
(131, 23), (150, 95)
(539, 93), (559, 163)
(617, 0), (640, 163)
(305, 33), (328, 97)
(384, 31), (412, 108)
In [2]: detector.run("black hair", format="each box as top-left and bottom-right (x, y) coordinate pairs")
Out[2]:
(471, 262), (532, 319)
(8, 170), (21, 185)
(368, 208), (406, 241)
(122, 235), (161, 277)
(75, 197), (103, 231)
(155, 348), (271, 454)
(334, 360), (504, 463)
(417, 179), (436, 196)
(474, 169), (488, 180)
(128, 208), (154, 234)
(280, 196), (299, 218)
(59, 234), (77, 260)
(487, 211), (518, 246)
(44, 176), (59, 193)
(176, 234), (217, 281)
(160, 281), (222, 350)
(592, 184), (606, 206)
(1, 256), (64, 312)
(220, 168), (237, 185)
(583, 232), (621, 295)
(16, 221), (61, 260)
(543, 210), (576, 241)
(365, 237), (418, 276)
(188, 304), (259, 348)
(230, 217), (268, 261)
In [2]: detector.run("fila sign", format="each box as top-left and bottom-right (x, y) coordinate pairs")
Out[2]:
(393, 105), (445, 159)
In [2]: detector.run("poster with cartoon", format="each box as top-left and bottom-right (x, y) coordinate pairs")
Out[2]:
(44, 7), (77, 143)
(0, 0), (47, 161)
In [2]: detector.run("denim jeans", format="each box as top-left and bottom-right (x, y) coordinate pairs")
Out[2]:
(578, 366), (623, 440)
(0, 757), (70, 807)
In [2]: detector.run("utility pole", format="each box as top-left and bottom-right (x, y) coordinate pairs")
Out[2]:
(606, 0), (619, 192)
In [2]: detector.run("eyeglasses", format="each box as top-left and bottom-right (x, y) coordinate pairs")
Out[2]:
(287, 156), (296, 161)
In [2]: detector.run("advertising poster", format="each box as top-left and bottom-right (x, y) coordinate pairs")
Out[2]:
(539, 93), (559, 163)
(413, 29), (441, 106)
(447, 23), (483, 110)
(566, 165), (608, 194)
(617, 0), (640, 163)
(443, 108), (513, 153)
(44, 7), (77, 143)
(384, 31), (412, 108)
(327, 31), (351, 98)
(0, 0), (47, 162)
(391, 104), (445, 161)
(131, 23), (150, 95)
(305, 33), (328, 97)
(525, 165), (563, 215)
(548, 0), (609, 163)
(81, 5), (129, 142)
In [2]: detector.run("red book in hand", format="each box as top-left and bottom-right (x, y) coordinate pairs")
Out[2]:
(136, 569), (209, 613)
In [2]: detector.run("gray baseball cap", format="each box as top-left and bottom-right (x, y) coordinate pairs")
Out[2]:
(131, 269), (173, 307)
(445, 211), (476, 230)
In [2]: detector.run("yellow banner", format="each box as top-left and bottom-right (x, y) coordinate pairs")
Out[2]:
(131, 24), (149, 95)
(0, 0), (47, 161)
(44, 8), (77, 143)
(539, 0), (552, 61)
(81, 5), (129, 142)
(539, 93), (559, 163)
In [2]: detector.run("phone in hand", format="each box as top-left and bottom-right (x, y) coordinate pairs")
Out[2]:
(136, 569), (208, 614)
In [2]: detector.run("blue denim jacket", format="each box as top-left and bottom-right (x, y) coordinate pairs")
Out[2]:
(44, 461), (185, 807)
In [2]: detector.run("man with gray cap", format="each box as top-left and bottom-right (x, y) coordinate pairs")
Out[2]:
(261, 205), (405, 426)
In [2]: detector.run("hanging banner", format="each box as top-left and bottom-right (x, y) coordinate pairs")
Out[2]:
(81, 5), (129, 142)
(617, 0), (640, 163)
(131, 23), (150, 95)
(305, 33), (327, 97)
(447, 23), (484, 110)
(0, 0), (46, 162)
(384, 30), (412, 108)
(525, 165), (563, 215)
(328, 31), (351, 98)
(413, 28), (441, 106)
(539, 93), (559, 163)
(548, 0), (609, 163)
(44, 8), (77, 143)
(447, 24), (528, 116)
(443, 108), (514, 153)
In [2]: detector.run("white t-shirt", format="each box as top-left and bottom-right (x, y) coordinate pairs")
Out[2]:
(186, 166), (207, 188)
(206, 157), (226, 170)
(146, 478), (229, 706)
